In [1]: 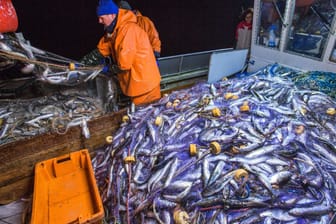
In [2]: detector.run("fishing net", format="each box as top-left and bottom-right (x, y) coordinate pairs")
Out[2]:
(244, 63), (336, 99)
(288, 71), (336, 99)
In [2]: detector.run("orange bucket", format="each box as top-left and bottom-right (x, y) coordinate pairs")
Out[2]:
(0, 0), (18, 33)
(30, 149), (104, 224)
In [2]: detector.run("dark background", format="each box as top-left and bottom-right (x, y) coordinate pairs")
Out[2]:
(12, 0), (254, 60)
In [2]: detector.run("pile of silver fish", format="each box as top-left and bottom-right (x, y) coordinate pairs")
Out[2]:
(93, 64), (336, 224)
(0, 91), (104, 145)
(0, 33), (103, 86)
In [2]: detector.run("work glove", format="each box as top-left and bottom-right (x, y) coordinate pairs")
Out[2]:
(101, 56), (112, 74)
(102, 65), (110, 73)
(109, 64), (123, 74)
(79, 48), (104, 66)
(101, 56), (125, 74)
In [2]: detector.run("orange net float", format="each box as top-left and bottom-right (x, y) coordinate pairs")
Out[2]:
(0, 0), (18, 33)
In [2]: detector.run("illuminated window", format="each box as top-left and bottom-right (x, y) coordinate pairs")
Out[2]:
(256, 0), (287, 49)
(285, 0), (335, 59)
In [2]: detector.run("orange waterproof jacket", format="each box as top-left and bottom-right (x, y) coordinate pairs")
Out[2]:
(135, 10), (161, 54)
(97, 9), (161, 97)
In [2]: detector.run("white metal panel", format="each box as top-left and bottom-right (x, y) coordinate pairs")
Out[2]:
(250, 44), (336, 72)
(208, 49), (248, 83)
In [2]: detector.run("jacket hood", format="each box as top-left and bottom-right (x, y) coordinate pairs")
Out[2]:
(115, 9), (137, 30)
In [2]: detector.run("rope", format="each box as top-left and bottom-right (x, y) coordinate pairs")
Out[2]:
(126, 147), (132, 224)
(0, 50), (103, 71)
(51, 116), (71, 135)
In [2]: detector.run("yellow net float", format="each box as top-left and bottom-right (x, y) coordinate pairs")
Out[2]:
(105, 136), (113, 144)
(300, 108), (307, 115)
(166, 101), (173, 109)
(173, 99), (181, 107)
(173, 209), (190, 224)
(210, 142), (221, 154)
(295, 125), (305, 134)
(231, 144), (247, 154)
(240, 101), (250, 112)
(189, 144), (198, 156)
(326, 108), (336, 115)
(231, 95), (239, 100)
(69, 62), (76, 71)
(231, 146), (240, 154)
(154, 116), (163, 126)
(234, 169), (249, 182)
(224, 92), (234, 100)
(124, 156), (136, 164)
(122, 115), (130, 123)
(212, 107), (221, 117)
(201, 97), (211, 105)
(173, 99), (181, 104)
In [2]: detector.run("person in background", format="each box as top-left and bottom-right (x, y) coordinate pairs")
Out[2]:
(96, 0), (161, 106)
(118, 1), (161, 59)
(235, 8), (253, 50)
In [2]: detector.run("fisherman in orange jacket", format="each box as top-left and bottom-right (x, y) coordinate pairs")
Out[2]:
(96, 0), (161, 105)
(118, 1), (161, 58)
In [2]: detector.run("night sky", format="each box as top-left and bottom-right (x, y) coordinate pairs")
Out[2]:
(12, 0), (254, 60)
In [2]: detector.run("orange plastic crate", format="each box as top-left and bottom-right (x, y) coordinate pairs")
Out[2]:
(30, 149), (104, 224)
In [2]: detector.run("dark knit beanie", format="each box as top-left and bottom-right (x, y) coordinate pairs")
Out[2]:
(97, 0), (119, 16)
(119, 1), (132, 10)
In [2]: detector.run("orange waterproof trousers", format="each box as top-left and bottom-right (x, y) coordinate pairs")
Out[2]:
(131, 84), (161, 105)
